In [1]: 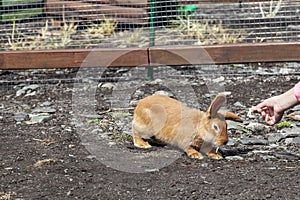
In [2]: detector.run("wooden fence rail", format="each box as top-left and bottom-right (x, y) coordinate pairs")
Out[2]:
(1, 43), (300, 69)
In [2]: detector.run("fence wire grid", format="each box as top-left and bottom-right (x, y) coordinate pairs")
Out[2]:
(0, 0), (300, 50)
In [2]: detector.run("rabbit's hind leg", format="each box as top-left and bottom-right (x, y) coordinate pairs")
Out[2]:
(132, 128), (152, 149)
(133, 136), (152, 149)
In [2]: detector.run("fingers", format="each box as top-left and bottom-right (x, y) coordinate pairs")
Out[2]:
(254, 106), (276, 126)
(264, 112), (276, 126)
(251, 102), (267, 113)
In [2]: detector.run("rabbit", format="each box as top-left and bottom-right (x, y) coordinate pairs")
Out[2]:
(132, 94), (242, 159)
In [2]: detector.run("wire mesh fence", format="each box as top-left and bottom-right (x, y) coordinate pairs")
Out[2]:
(0, 0), (300, 51)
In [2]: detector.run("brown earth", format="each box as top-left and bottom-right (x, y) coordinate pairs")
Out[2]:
(0, 65), (299, 200)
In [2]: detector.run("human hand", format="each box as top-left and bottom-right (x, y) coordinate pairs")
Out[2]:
(252, 96), (284, 126)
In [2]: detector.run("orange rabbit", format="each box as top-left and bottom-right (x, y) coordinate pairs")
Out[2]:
(132, 94), (242, 159)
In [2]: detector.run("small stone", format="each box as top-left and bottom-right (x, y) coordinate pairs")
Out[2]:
(100, 83), (115, 90)
(16, 89), (26, 97)
(247, 108), (256, 119)
(80, 114), (103, 119)
(152, 79), (163, 84)
(275, 152), (300, 160)
(28, 113), (52, 123)
(16, 84), (40, 97)
(252, 150), (272, 154)
(32, 108), (56, 114)
(283, 127), (300, 138)
(227, 121), (240, 130)
(267, 133), (285, 143)
(284, 137), (300, 144)
(288, 111), (300, 120)
(154, 90), (174, 97)
(266, 194), (272, 199)
(292, 137), (300, 144)
(42, 101), (52, 106)
(145, 168), (159, 172)
(14, 112), (29, 122)
(240, 138), (269, 145)
(25, 91), (37, 97)
(201, 163), (209, 167)
(212, 76), (225, 83)
(129, 100), (139, 106)
(233, 101), (246, 108)
(261, 155), (276, 160)
(290, 105), (300, 111)
(220, 91), (232, 96)
(86, 155), (97, 159)
(225, 156), (244, 161)
(226, 138), (237, 146)
(246, 122), (272, 133)
(67, 191), (73, 197)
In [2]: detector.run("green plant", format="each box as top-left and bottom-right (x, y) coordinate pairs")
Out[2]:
(239, 127), (253, 135)
(112, 112), (130, 118)
(277, 121), (292, 129)
(86, 118), (102, 124)
(111, 133), (132, 142)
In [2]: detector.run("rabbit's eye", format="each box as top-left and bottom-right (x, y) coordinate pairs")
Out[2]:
(213, 124), (219, 131)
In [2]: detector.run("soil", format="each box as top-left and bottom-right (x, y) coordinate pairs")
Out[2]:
(0, 64), (300, 200)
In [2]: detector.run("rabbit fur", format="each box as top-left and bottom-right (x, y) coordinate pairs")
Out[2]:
(132, 94), (242, 159)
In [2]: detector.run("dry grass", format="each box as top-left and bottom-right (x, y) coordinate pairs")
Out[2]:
(169, 16), (247, 45)
(3, 13), (117, 50)
(259, 0), (282, 18)
(0, 192), (16, 200)
(2, 14), (249, 50)
(33, 158), (59, 168)
(32, 138), (56, 146)
(5, 17), (78, 50)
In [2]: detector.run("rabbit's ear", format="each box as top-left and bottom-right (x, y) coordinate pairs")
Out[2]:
(225, 112), (243, 122)
(207, 94), (226, 118)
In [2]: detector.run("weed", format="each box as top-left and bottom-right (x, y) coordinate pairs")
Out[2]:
(111, 133), (132, 142)
(112, 112), (130, 118)
(86, 118), (110, 128)
(239, 127), (253, 135)
(277, 121), (292, 129)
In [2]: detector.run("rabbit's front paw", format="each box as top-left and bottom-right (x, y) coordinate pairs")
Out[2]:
(186, 148), (204, 159)
(207, 152), (223, 160)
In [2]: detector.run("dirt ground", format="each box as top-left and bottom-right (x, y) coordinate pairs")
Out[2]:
(0, 64), (299, 200)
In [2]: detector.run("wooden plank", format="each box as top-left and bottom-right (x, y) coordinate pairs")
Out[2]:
(177, 0), (275, 4)
(149, 43), (300, 65)
(2, 43), (300, 70)
(83, 0), (149, 7)
(0, 48), (148, 69)
(45, 0), (148, 24)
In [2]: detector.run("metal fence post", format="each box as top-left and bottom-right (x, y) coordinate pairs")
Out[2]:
(147, 0), (156, 80)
